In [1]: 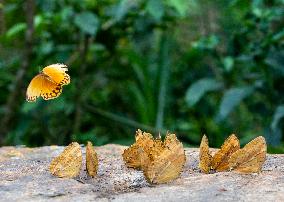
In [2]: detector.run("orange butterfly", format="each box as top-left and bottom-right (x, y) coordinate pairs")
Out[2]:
(26, 64), (70, 102)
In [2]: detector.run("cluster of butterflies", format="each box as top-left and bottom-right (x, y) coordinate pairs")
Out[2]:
(199, 134), (267, 174)
(26, 64), (70, 102)
(48, 129), (267, 185)
(122, 129), (186, 184)
(49, 141), (98, 178)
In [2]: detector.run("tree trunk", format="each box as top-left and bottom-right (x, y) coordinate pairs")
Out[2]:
(0, 0), (35, 145)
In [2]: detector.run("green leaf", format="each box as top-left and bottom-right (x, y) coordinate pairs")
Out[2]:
(192, 35), (219, 50)
(271, 105), (284, 131)
(74, 12), (99, 35)
(167, 0), (189, 17)
(222, 56), (234, 72)
(155, 34), (171, 130)
(34, 15), (43, 28)
(265, 49), (284, 75)
(185, 78), (222, 107)
(6, 23), (27, 39)
(217, 87), (254, 121)
(272, 30), (284, 42)
(264, 126), (281, 147)
(21, 102), (39, 114)
(114, 0), (139, 21)
(146, 0), (164, 21)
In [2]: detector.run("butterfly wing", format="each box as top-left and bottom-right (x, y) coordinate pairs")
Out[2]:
(42, 63), (70, 85)
(26, 74), (62, 102)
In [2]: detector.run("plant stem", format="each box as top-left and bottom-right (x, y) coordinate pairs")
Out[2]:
(72, 35), (93, 135)
(155, 34), (171, 132)
(85, 104), (167, 134)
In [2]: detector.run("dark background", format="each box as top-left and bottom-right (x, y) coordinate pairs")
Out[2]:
(0, 0), (283, 153)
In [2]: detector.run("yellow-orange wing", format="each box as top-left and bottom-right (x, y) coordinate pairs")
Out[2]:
(42, 63), (70, 85)
(211, 134), (240, 171)
(26, 74), (62, 102)
(199, 135), (212, 174)
(228, 136), (267, 173)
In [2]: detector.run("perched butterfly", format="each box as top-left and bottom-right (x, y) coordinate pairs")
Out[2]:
(228, 136), (266, 173)
(199, 135), (212, 174)
(199, 134), (240, 173)
(143, 133), (186, 184)
(49, 142), (82, 178)
(26, 64), (70, 102)
(211, 134), (240, 171)
(199, 134), (267, 174)
(122, 129), (155, 170)
(86, 141), (99, 177)
(123, 130), (186, 184)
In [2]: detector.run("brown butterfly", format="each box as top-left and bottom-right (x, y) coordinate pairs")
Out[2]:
(199, 135), (267, 174)
(211, 134), (240, 171)
(143, 133), (186, 184)
(86, 141), (99, 177)
(123, 130), (186, 184)
(49, 142), (82, 178)
(229, 136), (266, 173)
(199, 135), (212, 174)
(26, 64), (70, 102)
(122, 129), (155, 170)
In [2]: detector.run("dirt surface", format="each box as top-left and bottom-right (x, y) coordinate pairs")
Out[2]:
(0, 144), (283, 202)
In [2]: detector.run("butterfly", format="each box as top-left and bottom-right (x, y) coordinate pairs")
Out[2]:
(199, 134), (240, 173)
(49, 142), (82, 178)
(228, 136), (266, 173)
(86, 141), (99, 177)
(123, 129), (186, 184)
(210, 134), (240, 171)
(199, 134), (267, 174)
(143, 133), (186, 184)
(199, 135), (212, 174)
(122, 129), (155, 170)
(26, 64), (70, 102)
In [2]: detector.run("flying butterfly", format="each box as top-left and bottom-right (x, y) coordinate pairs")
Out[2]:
(26, 64), (70, 102)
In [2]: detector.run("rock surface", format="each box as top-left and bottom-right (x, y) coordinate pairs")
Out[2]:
(0, 144), (284, 202)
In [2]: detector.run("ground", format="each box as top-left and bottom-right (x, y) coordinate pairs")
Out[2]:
(0, 144), (284, 202)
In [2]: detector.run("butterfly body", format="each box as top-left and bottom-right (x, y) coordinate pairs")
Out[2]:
(26, 64), (70, 102)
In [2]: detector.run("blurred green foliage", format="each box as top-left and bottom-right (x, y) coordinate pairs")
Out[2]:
(0, 0), (283, 153)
